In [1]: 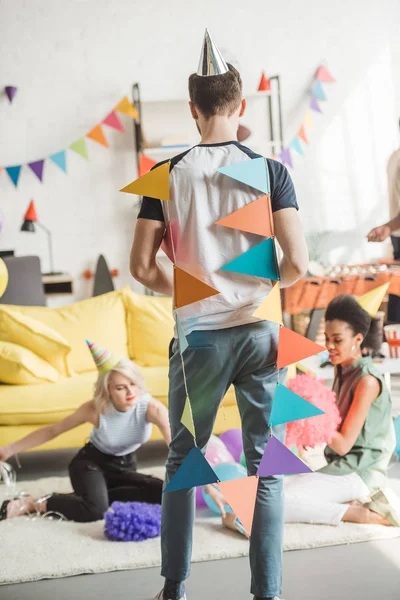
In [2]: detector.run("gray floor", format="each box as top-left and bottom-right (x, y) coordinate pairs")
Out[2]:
(2, 444), (400, 600)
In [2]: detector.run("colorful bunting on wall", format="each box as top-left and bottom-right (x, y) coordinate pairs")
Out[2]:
(277, 64), (335, 169)
(5, 86), (17, 103)
(138, 154), (157, 177)
(0, 95), (138, 187)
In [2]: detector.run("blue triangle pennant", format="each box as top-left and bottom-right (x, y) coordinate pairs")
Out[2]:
(312, 80), (327, 101)
(220, 238), (280, 281)
(50, 151), (67, 173)
(164, 447), (218, 493)
(176, 314), (189, 353)
(269, 383), (325, 426)
(290, 137), (304, 156)
(5, 165), (22, 187)
(217, 157), (268, 194)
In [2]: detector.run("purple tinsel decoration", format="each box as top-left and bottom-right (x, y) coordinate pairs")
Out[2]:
(104, 501), (162, 542)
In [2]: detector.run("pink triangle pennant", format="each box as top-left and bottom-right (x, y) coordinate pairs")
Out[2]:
(315, 65), (336, 83)
(103, 110), (125, 132)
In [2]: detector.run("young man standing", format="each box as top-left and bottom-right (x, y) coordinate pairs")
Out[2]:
(131, 30), (308, 600)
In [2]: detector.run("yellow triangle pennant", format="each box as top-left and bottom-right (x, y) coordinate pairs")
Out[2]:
(181, 396), (196, 440)
(252, 283), (283, 325)
(304, 110), (314, 130)
(356, 282), (390, 317)
(120, 161), (170, 200)
(115, 96), (139, 119)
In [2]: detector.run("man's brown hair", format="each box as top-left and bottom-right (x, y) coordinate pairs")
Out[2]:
(188, 64), (242, 119)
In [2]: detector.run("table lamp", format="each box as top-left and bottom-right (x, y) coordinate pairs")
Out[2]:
(20, 200), (61, 275)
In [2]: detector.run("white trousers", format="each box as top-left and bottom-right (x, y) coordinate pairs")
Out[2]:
(284, 472), (371, 526)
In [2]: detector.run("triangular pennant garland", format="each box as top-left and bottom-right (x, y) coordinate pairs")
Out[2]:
(87, 124), (109, 148)
(69, 139), (89, 160)
(297, 125), (309, 144)
(269, 383), (325, 426)
(217, 157), (269, 194)
(258, 435), (313, 476)
(312, 80), (327, 101)
(5, 86), (17, 103)
(28, 160), (45, 182)
(218, 476), (258, 535)
(5, 166), (22, 187)
(304, 110), (314, 129)
(115, 96), (139, 119)
(316, 65), (336, 83)
(290, 137), (304, 156)
(252, 283), (282, 325)
(120, 161), (170, 201)
(277, 327), (325, 369)
(181, 396), (196, 439)
(176, 314), (189, 352)
(164, 447), (218, 492)
(357, 282), (390, 317)
(103, 110), (125, 132)
(215, 195), (274, 238)
(50, 151), (67, 173)
(174, 266), (220, 309)
(220, 238), (279, 281)
(279, 148), (293, 168)
(138, 154), (157, 177)
(310, 96), (322, 113)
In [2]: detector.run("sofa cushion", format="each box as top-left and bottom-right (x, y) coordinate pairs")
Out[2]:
(0, 307), (72, 376)
(0, 289), (129, 374)
(0, 341), (59, 385)
(123, 290), (174, 367)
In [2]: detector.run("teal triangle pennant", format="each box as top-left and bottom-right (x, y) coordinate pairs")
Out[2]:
(220, 238), (280, 280)
(269, 383), (325, 426)
(290, 137), (304, 156)
(176, 314), (188, 353)
(50, 151), (67, 173)
(217, 157), (268, 193)
(164, 447), (218, 493)
(5, 165), (22, 187)
(312, 80), (327, 101)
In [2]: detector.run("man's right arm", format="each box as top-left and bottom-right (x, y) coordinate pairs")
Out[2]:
(367, 212), (400, 242)
(273, 207), (308, 288)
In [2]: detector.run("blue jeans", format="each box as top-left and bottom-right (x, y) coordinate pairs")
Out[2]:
(161, 321), (286, 598)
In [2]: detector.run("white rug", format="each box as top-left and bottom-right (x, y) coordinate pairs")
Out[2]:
(1, 471), (400, 585)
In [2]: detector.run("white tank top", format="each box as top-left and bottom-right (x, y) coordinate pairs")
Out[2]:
(90, 393), (152, 456)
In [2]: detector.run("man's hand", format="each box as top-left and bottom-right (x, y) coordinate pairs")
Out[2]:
(367, 224), (392, 242)
(204, 484), (228, 517)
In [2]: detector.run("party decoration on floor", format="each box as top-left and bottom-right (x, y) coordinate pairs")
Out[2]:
(174, 266), (220, 309)
(104, 501), (161, 542)
(0, 96), (138, 187)
(202, 462), (247, 513)
(269, 383), (325, 427)
(219, 429), (243, 463)
(215, 194), (274, 238)
(5, 86), (17, 103)
(217, 157), (269, 194)
(220, 238), (279, 281)
(277, 64), (336, 170)
(277, 327), (325, 368)
(120, 161), (170, 200)
(218, 476), (258, 534)
(181, 396), (196, 439)
(258, 72), (271, 92)
(138, 154), (157, 177)
(205, 435), (235, 466)
(197, 28), (229, 77)
(252, 283), (283, 325)
(176, 314), (189, 352)
(258, 435), (312, 476)
(0, 258), (9, 297)
(286, 373), (341, 448)
(164, 447), (218, 493)
(357, 282), (390, 318)
(85, 339), (119, 374)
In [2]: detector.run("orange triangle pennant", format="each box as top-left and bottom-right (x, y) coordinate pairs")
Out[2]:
(297, 125), (309, 144)
(215, 195), (274, 238)
(277, 327), (326, 369)
(218, 476), (258, 535)
(115, 96), (139, 119)
(87, 124), (109, 148)
(252, 283), (282, 324)
(139, 154), (157, 177)
(120, 161), (170, 200)
(174, 266), (220, 309)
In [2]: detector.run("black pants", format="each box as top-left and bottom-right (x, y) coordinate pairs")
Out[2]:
(46, 443), (163, 522)
(388, 236), (400, 323)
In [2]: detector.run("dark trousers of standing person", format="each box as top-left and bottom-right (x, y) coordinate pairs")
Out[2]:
(388, 237), (400, 323)
(46, 442), (163, 522)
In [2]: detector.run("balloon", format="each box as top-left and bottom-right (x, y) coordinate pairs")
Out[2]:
(196, 486), (207, 509)
(219, 429), (243, 462)
(205, 434), (234, 466)
(239, 451), (246, 467)
(202, 462), (247, 514)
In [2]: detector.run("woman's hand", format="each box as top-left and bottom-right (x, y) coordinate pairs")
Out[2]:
(204, 484), (228, 517)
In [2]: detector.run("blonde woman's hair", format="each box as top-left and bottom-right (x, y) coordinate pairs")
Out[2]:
(93, 358), (147, 414)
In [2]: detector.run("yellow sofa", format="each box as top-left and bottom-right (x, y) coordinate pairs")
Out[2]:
(0, 288), (241, 451)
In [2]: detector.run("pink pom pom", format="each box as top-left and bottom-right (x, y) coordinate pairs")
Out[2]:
(286, 373), (341, 448)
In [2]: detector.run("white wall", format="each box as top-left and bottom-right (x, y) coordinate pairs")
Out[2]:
(0, 0), (399, 302)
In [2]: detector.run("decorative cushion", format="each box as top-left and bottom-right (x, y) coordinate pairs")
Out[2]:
(0, 341), (59, 385)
